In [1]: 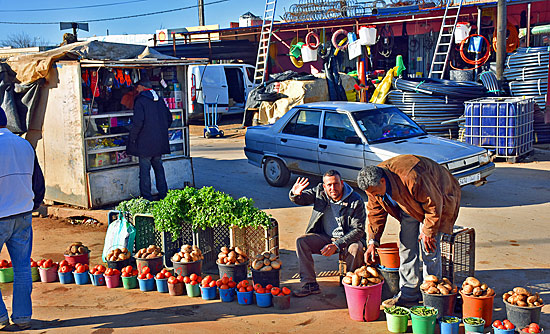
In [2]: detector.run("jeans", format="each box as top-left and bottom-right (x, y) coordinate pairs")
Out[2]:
(138, 156), (168, 201)
(0, 212), (33, 325)
(398, 212), (442, 301)
(296, 233), (364, 284)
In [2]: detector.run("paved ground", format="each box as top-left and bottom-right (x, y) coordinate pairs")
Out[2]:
(1, 115), (549, 333)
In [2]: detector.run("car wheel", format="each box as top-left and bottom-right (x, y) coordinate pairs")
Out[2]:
(263, 158), (290, 187)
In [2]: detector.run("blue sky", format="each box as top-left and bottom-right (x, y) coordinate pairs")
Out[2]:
(0, 0), (295, 45)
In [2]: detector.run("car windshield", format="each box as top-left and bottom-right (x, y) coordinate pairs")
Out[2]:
(352, 107), (426, 143)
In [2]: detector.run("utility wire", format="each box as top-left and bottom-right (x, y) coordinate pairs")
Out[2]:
(0, 0), (148, 13)
(0, 0), (228, 25)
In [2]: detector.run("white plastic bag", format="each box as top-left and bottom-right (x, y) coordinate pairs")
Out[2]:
(348, 40), (363, 60)
(102, 214), (136, 262)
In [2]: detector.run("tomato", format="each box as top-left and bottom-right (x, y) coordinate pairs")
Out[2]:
(182, 276), (190, 284)
(256, 287), (265, 294)
(177, 275), (185, 283)
(493, 320), (503, 327)
(122, 266), (132, 274)
(190, 280), (197, 285)
(161, 268), (168, 274)
(278, 293), (285, 297)
(203, 276), (212, 284)
(105, 268), (113, 276)
(90, 268), (97, 275)
(75, 266), (86, 273)
(164, 272), (172, 278)
(241, 280), (249, 287)
(238, 287), (246, 292)
(246, 285), (254, 292)
(59, 260), (69, 267)
(168, 276), (178, 284)
(141, 267), (150, 275)
(221, 276), (229, 285)
(43, 259), (53, 268)
(156, 273), (165, 279)
(196, 276), (203, 283)
(30, 261), (38, 267)
(59, 265), (71, 273)
(504, 322), (515, 330)
(254, 283), (262, 290)
(0, 260), (8, 268)
(266, 284), (273, 290)
(271, 287), (280, 295)
(529, 323), (541, 333)
(282, 287), (291, 295)
(138, 273), (146, 279)
(209, 281), (216, 288)
(189, 273), (198, 281)
(228, 281), (236, 288)
(37, 259), (45, 267)
(220, 284), (229, 289)
(132, 270), (139, 276)
(146, 273), (153, 280)
(498, 325), (506, 330)
(216, 280), (223, 287)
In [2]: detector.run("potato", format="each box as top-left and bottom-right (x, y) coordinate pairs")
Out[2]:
(513, 287), (529, 295)
(480, 283), (488, 291)
(117, 254), (126, 261)
(228, 251), (237, 259)
(425, 275), (439, 283)
(366, 267), (379, 278)
(172, 254), (182, 262)
(269, 253), (278, 262)
(260, 265), (272, 272)
(342, 276), (352, 285)
(234, 246), (245, 255)
(507, 295), (517, 305)
(146, 253), (157, 259)
(466, 277), (481, 288)
(367, 277), (381, 284)
(221, 247), (229, 254)
(427, 286), (439, 294)
(352, 275), (361, 286)
(262, 251), (271, 259)
(443, 283), (453, 291)
(472, 287), (483, 296)
(361, 278), (368, 286)
(486, 288), (495, 296)
(252, 260), (263, 270)
(237, 255), (245, 262)
(255, 254), (264, 261)
(442, 277), (452, 285)
(438, 286), (450, 295)
(263, 258), (271, 266)
(534, 301), (541, 306)
(218, 252), (226, 260)
(517, 294), (527, 302)
(462, 284), (474, 294)
(420, 282), (433, 291)
(71, 245), (79, 253)
(503, 292), (511, 300)
(517, 300), (528, 307)
(271, 260), (281, 270)
(451, 286), (458, 294)
(538, 297), (544, 304)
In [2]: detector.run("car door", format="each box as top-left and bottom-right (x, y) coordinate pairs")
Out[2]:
(243, 65), (256, 99)
(318, 111), (365, 182)
(277, 108), (321, 175)
(198, 65), (229, 108)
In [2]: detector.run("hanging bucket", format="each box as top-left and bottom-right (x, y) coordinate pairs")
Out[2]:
(410, 306), (438, 334)
(105, 274), (121, 288)
(301, 45), (318, 62)
(289, 42), (305, 58)
(460, 292), (494, 328)
(377, 243), (400, 269)
(343, 282), (383, 321)
(454, 22), (471, 44)
(384, 306), (410, 333)
(359, 26), (377, 46)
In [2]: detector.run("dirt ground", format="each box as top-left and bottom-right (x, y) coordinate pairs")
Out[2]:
(1, 114), (549, 333)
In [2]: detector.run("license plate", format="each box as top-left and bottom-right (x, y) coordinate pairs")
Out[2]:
(458, 173), (481, 186)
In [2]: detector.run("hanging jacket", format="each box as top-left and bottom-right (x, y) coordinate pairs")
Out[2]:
(127, 90), (172, 157)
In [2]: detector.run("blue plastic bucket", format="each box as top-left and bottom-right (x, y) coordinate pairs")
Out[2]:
(440, 317), (461, 334)
(492, 325), (516, 334)
(138, 278), (155, 292)
(201, 286), (217, 300)
(237, 290), (253, 305)
(219, 288), (234, 302)
(90, 273), (105, 286)
(74, 271), (90, 285)
(155, 278), (168, 293)
(255, 292), (272, 307)
(58, 271), (74, 284)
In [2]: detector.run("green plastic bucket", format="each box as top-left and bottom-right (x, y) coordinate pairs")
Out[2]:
(31, 267), (40, 282)
(0, 268), (13, 283)
(290, 42), (305, 58)
(463, 317), (485, 332)
(410, 306), (438, 334)
(185, 283), (201, 297)
(122, 275), (138, 289)
(384, 307), (410, 333)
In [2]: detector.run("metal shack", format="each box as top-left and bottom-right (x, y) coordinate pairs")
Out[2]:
(4, 41), (204, 208)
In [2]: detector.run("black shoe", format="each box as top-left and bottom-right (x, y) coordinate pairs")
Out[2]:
(293, 283), (321, 297)
(14, 322), (31, 330)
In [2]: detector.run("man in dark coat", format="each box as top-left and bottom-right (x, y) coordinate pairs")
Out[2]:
(127, 79), (172, 200)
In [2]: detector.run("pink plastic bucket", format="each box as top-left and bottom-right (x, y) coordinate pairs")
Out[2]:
(39, 267), (58, 283)
(105, 274), (120, 288)
(343, 282), (383, 322)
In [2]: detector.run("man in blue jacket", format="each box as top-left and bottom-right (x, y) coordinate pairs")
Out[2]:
(290, 170), (366, 297)
(0, 107), (44, 330)
(127, 79), (173, 201)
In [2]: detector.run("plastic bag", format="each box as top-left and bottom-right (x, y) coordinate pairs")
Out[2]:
(102, 213), (136, 262)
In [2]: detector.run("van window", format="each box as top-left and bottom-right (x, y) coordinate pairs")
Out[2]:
(282, 109), (321, 138)
(200, 66), (224, 86)
(245, 67), (254, 83)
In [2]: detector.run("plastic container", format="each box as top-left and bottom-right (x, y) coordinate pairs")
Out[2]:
(377, 243), (400, 268)
(106, 258), (130, 271)
(31, 267), (40, 282)
(74, 271), (90, 285)
(217, 261), (248, 283)
(520, 328), (545, 334)
(168, 282), (184, 296)
(301, 45), (318, 62)
(185, 283), (201, 297)
(138, 278), (155, 291)
(135, 256), (164, 276)
(64, 252), (90, 266)
(0, 268), (14, 283)
(173, 260), (202, 278)
(463, 317), (485, 332)
(454, 22), (471, 43)
(379, 266), (400, 300)
(343, 282), (383, 322)
(273, 294), (291, 310)
(90, 273), (105, 286)
(105, 274), (120, 288)
(460, 292), (494, 328)
(410, 306), (438, 334)
(155, 278), (168, 293)
(237, 290), (253, 305)
(58, 271), (74, 284)
(440, 316), (461, 334)
(384, 306), (410, 333)
(121, 275), (138, 289)
(505, 301), (542, 330)
(201, 286), (217, 300)
(252, 268), (280, 288)
(493, 324), (516, 334)
(359, 26), (377, 45)
(219, 288), (234, 302)
(289, 42), (305, 58)
(422, 291), (457, 319)
(255, 292), (272, 308)
(39, 267), (58, 283)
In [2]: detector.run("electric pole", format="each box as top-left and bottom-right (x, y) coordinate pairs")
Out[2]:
(495, 0), (506, 82)
(198, 0), (205, 26)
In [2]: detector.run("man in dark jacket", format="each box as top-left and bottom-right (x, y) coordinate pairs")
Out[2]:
(127, 79), (172, 201)
(290, 170), (366, 297)
(357, 155), (461, 307)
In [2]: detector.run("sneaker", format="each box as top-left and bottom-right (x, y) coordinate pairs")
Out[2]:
(293, 283), (321, 297)
(382, 296), (419, 309)
(0, 319), (9, 330)
(14, 322), (31, 330)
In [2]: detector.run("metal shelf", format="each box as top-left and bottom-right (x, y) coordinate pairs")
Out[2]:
(88, 161), (137, 171)
(85, 133), (129, 140)
(87, 146), (126, 154)
(84, 112), (133, 119)
(170, 109), (184, 113)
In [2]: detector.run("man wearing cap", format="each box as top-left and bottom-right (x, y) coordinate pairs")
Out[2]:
(0, 107), (45, 330)
(127, 79), (173, 200)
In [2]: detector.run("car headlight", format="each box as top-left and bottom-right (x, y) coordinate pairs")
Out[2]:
(479, 152), (490, 165)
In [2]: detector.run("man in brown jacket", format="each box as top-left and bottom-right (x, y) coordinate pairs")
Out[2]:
(357, 155), (461, 307)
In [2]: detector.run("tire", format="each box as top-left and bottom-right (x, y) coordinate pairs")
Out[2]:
(205, 132), (212, 139)
(263, 158), (290, 187)
(219, 130), (224, 138)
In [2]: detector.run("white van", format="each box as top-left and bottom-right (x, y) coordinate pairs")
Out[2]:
(187, 64), (257, 120)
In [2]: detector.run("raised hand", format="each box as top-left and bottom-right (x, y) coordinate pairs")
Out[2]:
(291, 177), (309, 196)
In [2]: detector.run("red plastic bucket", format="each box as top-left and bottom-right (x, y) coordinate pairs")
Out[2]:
(377, 243), (400, 269)
(39, 267), (58, 283)
(64, 253), (90, 266)
(343, 282), (383, 321)
(460, 292), (494, 328)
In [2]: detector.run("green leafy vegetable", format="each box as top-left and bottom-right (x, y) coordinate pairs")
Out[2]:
(441, 316), (461, 323)
(463, 317), (485, 325)
(410, 306), (438, 317)
(384, 306), (410, 315)
(115, 197), (153, 218)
